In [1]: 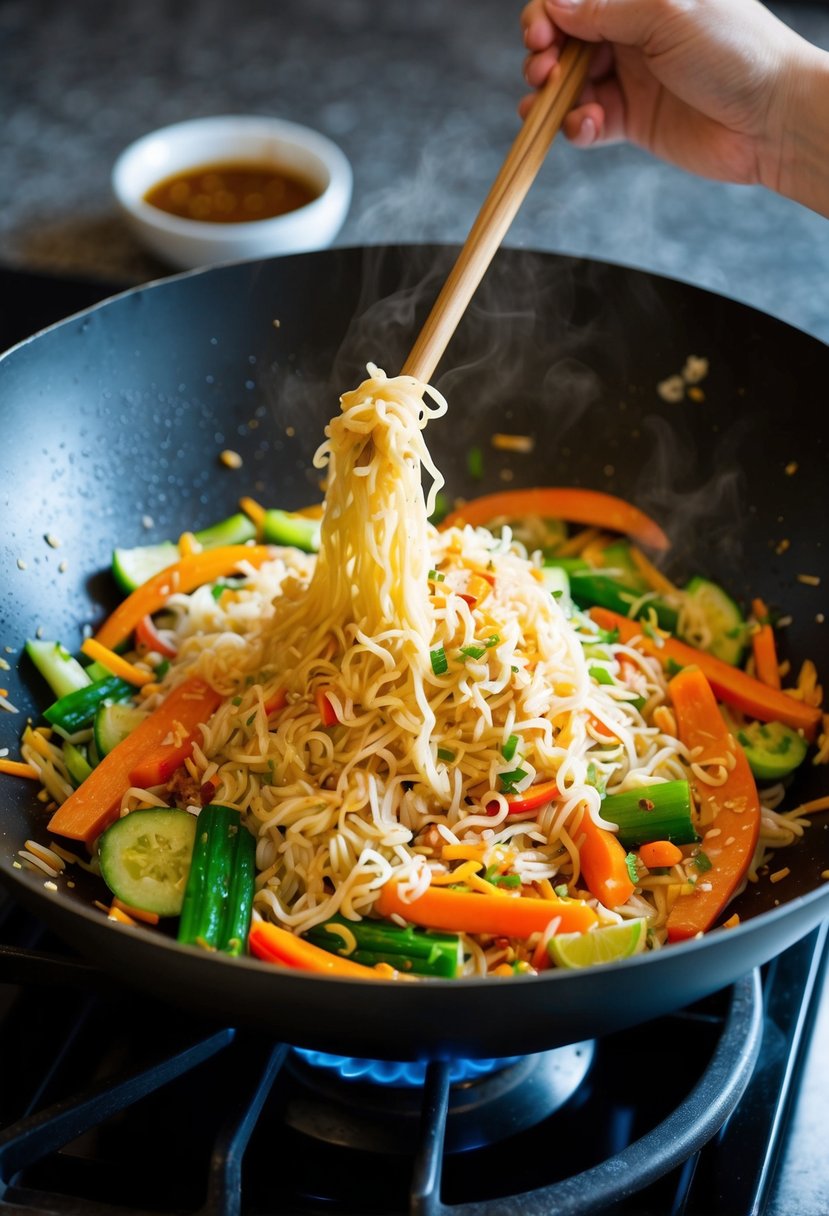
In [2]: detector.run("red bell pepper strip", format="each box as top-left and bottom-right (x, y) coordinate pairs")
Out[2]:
(488, 777), (560, 816)
(135, 614), (178, 660)
(315, 687), (339, 726)
(588, 607), (822, 741)
(666, 667), (761, 942)
(440, 487), (669, 552)
(47, 677), (223, 848)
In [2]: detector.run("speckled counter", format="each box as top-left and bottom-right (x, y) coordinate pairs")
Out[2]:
(1, 0), (828, 343)
(3, 3), (829, 1212)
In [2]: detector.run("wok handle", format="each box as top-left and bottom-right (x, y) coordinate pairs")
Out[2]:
(400, 38), (592, 384)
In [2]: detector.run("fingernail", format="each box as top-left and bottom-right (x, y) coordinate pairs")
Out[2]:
(581, 115), (597, 143)
(547, 0), (579, 10)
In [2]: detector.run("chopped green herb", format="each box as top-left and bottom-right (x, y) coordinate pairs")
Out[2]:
(246, 713), (256, 726)
(499, 767), (528, 794)
(589, 665), (615, 686)
(502, 734), (519, 761)
(666, 658), (685, 678)
(154, 659), (170, 679)
(484, 634), (500, 648)
(586, 761), (607, 796)
(459, 644), (487, 660)
(554, 883), (569, 898)
(437, 747), (455, 763)
(693, 850), (713, 872)
(231, 696), (243, 706)
(484, 865), (522, 889)
(430, 646), (448, 676)
(625, 852), (639, 883)
(466, 446), (484, 480)
(511, 665), (519, 674)
(428, 569), (445, 583)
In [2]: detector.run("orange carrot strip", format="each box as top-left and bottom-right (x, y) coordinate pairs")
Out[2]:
(575, 810), (636, 908)
(248, 921), (386, 979)
(107, 906), (138, 926)
(639, 840), (684, 869)
(315, 687), (339, 727)
(94, 545), (274, 651)
(47, 677), (222, 848)
(588, 607), (822, 741)
(80, 638), (154, 687)
(752, 623), (781, 689)
(666, 667), (761, 942)
(376, 881), (598, 938)
(440, 488), (669, 551)
(629, 545), (680, 596)
(111, 897), (160, 926)
(0, 759), (39, 779)
(239, 496), (266, 533)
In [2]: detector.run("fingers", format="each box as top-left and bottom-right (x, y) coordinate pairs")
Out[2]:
(540, 0), (668, 50)
(521, 0), (555, 51)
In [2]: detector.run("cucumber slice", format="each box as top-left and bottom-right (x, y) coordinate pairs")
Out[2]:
(25, 640), (91, 700)
(98, 808), (197, 916)
(680, 577), (747, 665)
(112, 542), (178, 594)
(736, 721), (808, 780)
(262, 509), (320, 552)
(541, 564), (571, 603)
(44, 676), (134, 735)
(93, 701), (149, 757)
(111, 514), (258, 594)
(62, 740), (93, 787)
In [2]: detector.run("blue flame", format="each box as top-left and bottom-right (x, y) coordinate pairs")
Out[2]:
(293, 1049), (522, 1087)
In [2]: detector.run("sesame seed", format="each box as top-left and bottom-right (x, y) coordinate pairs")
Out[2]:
(58, 561), (68, 573)
(797, 573), (821, 587)
(770, 867), (790, 884)
(785, 461), (798, 475)
(16, 558), (27, 571)
(142, 515), (154, 529)
(44, 533), (61, 548)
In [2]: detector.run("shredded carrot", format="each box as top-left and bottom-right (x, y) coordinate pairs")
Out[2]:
(574, 809), (636, 908)
(47, 677), (223, 847)
(751, 622), (781, 689)
(638, 840), (684, 869)
(442, 842), (489, 863)
(555, 527), (602, 557)
(588, 607), (822, 741)
(0, 758), (39, 779)
(81, 638), (154, 687)
(239, 496), (266, 532)
(376, 881), (598, 938)
(111, 897), (160, 925)
(429, 860), (484, 886)
(248, 921), (387, 979)
(107, 906), (138, 926)
(440, 487), (670, 551)
(94, 545), (275, 651)
(629, 545), (680, 596)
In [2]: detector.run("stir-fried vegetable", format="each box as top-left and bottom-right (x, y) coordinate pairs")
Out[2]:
(376, 881), (598, 937)
(600, 780), (697, 847)
(248, 921), (390, 978)
(574, 809), (636, 908)
(98, 808), (197, 917)
(47, 677), (223, 847)
(178, 805), (256, 956)
(305, 915), (463, 977)
(666, 667), (761, 942)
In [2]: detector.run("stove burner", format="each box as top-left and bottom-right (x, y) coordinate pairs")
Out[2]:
(291, 1049), (523, 1087)
(286, 1042), (595, 1153)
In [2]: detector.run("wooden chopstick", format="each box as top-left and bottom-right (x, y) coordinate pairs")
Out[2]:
(401, 38), (592, 383)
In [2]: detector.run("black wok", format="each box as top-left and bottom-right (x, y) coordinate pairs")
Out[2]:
(1, 245), (827, 1061)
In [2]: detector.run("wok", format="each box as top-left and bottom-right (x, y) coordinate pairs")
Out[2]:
(1, 244), (826, 1061)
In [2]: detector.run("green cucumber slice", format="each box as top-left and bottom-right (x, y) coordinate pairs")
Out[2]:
(541, 565), (571, 602)
(44, 676), (134, 735)
(25, 640), (90, 700)
(111, 513), (257, 594)
(112, 542), (178, 594)
(93, 701), (149, 757)
(680, 577), (747, 665)
(736, 721), (808, 780)
(261, 509), (320, 552)
(98, 808), (197, 916)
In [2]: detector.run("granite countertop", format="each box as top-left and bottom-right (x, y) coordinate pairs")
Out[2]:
(1, 0), (828, 344)
(2, 2), (829, 1212)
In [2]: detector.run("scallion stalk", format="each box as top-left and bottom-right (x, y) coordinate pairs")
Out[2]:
(600, 780), (698, 847)
(177, 805), (256, 956)
(304, 915), (462, 978)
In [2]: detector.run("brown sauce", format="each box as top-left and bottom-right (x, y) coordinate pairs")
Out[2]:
(144, 161), (319, 224)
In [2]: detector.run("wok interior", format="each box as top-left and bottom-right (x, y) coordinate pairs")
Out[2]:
(0, 245), (826, 1051)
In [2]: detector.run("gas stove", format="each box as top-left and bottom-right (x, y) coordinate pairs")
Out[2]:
(0, 888), (826, 1216)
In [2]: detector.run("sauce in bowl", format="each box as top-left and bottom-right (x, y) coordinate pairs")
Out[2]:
(144, 161), (319, 224)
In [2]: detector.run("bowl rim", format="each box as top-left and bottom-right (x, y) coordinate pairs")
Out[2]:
(111, 113), (353, 239)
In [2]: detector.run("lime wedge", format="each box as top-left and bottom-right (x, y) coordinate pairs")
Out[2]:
(548, 918), (648, 969)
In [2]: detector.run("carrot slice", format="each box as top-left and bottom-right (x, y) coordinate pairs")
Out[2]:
(0, 759), (39, 779)
(666, 667), (761, 942)
(588, 607), (822, 741)
(575, 810), (636, 908)
(487, 777), (560, 816)
(80, 638), (154, 687)
(440, 488), (669, 552)
(47, 677), (222, 848)
(376, 881), (598, 938)
(95, 545), (274, 651)
(638, 840), (684, 869)
(248, 921), (386, 979)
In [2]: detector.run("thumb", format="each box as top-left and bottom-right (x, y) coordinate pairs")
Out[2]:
(543, 0), (670, 47)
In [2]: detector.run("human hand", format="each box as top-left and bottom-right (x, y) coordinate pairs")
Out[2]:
(520, 0), (820, 195)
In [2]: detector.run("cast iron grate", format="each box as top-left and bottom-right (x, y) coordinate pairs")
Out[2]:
(0, 900), (825, 1216)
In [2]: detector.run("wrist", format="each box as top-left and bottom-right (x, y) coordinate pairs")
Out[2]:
(761, 44), (829, 218)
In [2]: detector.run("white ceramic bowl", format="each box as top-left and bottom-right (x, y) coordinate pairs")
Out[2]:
(112, 115), (353, 269)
